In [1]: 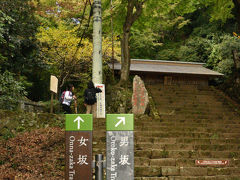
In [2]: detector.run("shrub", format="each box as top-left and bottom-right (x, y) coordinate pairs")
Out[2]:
(0, 71), (27, 110)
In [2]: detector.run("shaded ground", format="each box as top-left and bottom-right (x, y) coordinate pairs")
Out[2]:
(0, 127), (65, 180)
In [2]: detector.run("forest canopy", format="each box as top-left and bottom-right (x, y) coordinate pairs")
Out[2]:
(0, 0), (240, 107)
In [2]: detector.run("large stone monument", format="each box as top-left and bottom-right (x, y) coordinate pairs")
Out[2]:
(132, 75), (149, 115)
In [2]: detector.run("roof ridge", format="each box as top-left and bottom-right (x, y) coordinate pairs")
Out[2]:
(131, 59), (205, 65)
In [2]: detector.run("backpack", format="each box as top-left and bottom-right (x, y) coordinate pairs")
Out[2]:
(59, 91), (66, 104)
(85, 90), (96, 105)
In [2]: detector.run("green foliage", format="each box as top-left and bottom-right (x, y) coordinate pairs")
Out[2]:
(201, 0), (234, 23)
(0, 71), (27, 110)
(177, 37), (211, 63)
(0, 10), (14, 63)
(0, 0), (39, 73)
(2, 128), (15, 140)
(177, 33), (240, 75)
(0, 0), (51, 102)
(0, 0), (239, 104)
(209, 34), (240, 75)
(130, 28), (163, 59)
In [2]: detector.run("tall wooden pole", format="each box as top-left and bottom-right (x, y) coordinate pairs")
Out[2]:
(92, 0), (102, 84)
(50, 92), (54, 113)
(111, 0), (115, 78)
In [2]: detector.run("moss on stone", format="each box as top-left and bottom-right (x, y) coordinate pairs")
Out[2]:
(0, 110), (64, 139)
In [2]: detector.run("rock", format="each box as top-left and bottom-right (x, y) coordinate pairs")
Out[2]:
(132, 75), (149, 115)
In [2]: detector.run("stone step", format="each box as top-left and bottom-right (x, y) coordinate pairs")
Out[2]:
(135, 122), (240, 129)
(93, 138), (240, 150)
(149, 158), (240, 167)
(154, 100), (225, 106)
(136, 126), (240, 133)
(176, 138), (240, 145)
(93, 130), (240, 139)
(160, 113), (237, 119)
(165, 176), (240, 180)
(92, 125), (240, 135)
(150, 150), (240, 159)
(156, 111), (236, 117)
(157, 106), (233, 113)
(149, 87), (214, 94)
(135, 137), (240, 145)
(135, 143), (240, 151)
(134, 166), (161, 177)
(134, 149), (240, 159)
(151, 93), (219, 100)
(135, 131), (240, 139)
(128, 157), (240, 168)
(91, 136), (240, 145)
(153, 97), (219, 102)
(149, 84), (211, 89)
(155, 107), (234, 113)
(159, 114), (239, 120)
(134, 178), (168, 180)
(136, 175), (240, 180)
(94, 117), (240, 127)
(151, 122), (240, 128)
(153, 99), (223, 105)
(150, 90), (218, 97)
(134, 166), (240, 177)
(135, 122), (240, 128)
(93, 143), (240, 152)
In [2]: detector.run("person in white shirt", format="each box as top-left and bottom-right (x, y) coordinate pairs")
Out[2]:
(62, 84), (77, 114)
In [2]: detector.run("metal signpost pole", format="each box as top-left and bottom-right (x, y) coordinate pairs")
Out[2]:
(106, 114), (134, 180)
(65, 114), (93, 180)
(95, 154), (104, 180)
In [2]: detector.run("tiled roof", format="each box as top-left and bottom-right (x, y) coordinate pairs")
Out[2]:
(109, 59), (223, 76)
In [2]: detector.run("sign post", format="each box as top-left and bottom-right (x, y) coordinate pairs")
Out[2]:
(106, 114), (134, 180)
(50, 75), (58, 113)
(65, 114), (93, 180)
(95, 84), (105, 118)
(196, 160), (229, 166)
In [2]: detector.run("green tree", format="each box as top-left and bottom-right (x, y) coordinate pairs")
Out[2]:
(37, 23), (92, 90)
(0, 0), (39, 73)
(0, 0), (48, 101)
(37, 21), (120, 90)
(102, 0), (208, 85)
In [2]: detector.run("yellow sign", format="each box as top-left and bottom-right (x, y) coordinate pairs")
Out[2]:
(50, 75), (58, 93)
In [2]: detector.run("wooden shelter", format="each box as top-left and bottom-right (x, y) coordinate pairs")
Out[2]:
(109, 59), (223, 86)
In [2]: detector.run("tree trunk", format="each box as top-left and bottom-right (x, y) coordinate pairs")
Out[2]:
(233, 0), (240, 32)
(120, 26), (131, 86)
(92, 0), (102, 84)
(119, 0), (145, 87)
(232, 50), (240, 84)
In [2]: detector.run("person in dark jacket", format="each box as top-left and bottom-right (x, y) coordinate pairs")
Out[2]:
(84, 81), (102, 114)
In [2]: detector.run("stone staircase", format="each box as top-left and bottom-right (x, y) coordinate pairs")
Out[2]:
(93, 85), (240, 180)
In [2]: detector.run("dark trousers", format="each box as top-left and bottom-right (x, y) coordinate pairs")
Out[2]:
(62, 104), (72, 114)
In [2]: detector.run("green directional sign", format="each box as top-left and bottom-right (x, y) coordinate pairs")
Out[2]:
(66, 114), (93, 131)
(106, 114), (134, 131)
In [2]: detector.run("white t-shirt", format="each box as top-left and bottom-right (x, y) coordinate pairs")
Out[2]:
(62, 91), (73, 106)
